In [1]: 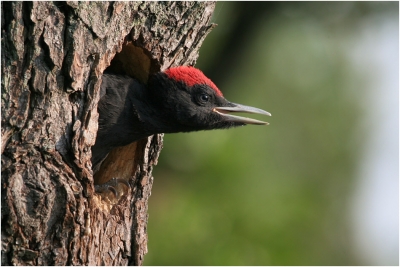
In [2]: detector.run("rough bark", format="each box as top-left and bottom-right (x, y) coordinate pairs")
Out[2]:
(1, 1), (215, 265)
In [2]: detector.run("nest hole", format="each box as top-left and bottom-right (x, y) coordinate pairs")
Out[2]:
(94, 43), (157, 186)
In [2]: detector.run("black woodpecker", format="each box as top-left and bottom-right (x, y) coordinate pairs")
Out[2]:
(92, 66), (271, 173)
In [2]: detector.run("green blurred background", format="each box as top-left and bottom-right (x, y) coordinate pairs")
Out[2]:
(145, 2), (399, 265)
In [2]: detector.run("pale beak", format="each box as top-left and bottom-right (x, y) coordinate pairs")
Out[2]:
(213, 103), (271, 125)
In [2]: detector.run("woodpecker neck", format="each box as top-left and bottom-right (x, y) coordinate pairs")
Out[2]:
(110, 74), (187, 135)
(93, 75), (155, 170)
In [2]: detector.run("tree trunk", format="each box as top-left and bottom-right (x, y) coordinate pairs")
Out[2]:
(1, 2), (215, 265)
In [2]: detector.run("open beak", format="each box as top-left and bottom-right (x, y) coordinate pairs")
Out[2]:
(213, 103), (271, 125)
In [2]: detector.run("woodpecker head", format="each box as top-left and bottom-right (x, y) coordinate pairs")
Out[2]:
(147, 66), (271, 133)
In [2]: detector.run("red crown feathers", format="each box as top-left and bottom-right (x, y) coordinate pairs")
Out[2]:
(165, 66), (223, 97)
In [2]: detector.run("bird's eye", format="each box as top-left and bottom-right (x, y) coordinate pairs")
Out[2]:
(200, 93), (210, 102)
(194, 89), (212, 106)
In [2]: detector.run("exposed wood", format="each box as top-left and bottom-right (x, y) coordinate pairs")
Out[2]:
(1, 1), (215, 265)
